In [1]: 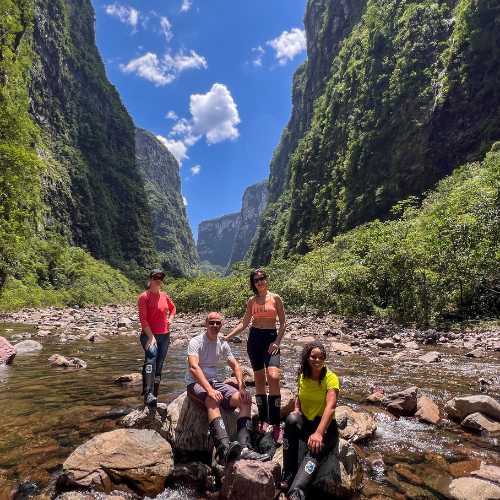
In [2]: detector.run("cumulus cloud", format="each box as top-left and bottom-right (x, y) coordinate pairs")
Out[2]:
(181, 0), (192, 12)
(104, 3), (139, 28)
(190, 165), (201, 175)
(252, 46), (265, 67)
(166, 111), (178, 120)
(159, 16), (173, 41)
(267, 28), (306, 65)
(120, 50), (207, 86)
(157, 135), (189, 163)
(182, 196), (188, 206)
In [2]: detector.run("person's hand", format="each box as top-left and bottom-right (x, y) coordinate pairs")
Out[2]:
(167, 318), (173, 325)
(220, 335), (228, 342)
(145, 337), (158, 350)
(291, 409), (302, 415)
(307, 431), (324, 455)
(268, 342), (280, 355)
(208, 388), (223, 403)
(239, 388), (251, 404)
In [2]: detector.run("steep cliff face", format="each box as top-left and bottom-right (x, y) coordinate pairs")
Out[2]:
(197, 213), (241, 268)
(228, 180), (268, 268)
(136, 128), (200, 278)
(251, 0), (500, 265)
(29, 0), (157, 283)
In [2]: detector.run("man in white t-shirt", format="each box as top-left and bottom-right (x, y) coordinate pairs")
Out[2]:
(186, 311), (269, 464)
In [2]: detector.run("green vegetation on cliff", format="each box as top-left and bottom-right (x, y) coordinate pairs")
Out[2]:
(251, 0), (500, 265)
(168, 146), (500, 323)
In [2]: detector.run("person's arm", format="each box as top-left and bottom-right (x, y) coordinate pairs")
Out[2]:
(268, 294), (286, 354)
(291, 396), (302, 415)
(307, 388), (339, 455)
(188, 354), (223, 403)
(138, 294), (157, 348)
(222, 298), (253, 341)
(166, 295), (176, 324)
(227, 357), (251, 404)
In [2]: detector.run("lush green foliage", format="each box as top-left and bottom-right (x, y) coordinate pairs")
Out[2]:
(170, 148), (500, 323)
(251, 0), (500, 264)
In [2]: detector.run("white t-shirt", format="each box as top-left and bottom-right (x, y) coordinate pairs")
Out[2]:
(185, 333), (234, 385)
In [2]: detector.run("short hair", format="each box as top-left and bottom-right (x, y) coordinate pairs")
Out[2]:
(249, 268), (267, 295)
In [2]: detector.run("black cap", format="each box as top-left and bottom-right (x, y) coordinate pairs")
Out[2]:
(150, 268), (165, 277)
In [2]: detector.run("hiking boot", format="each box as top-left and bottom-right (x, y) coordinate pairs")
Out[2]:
(273, 424), (283, 445)
(144, 390), (157, 406)
(240, 446), (271, 462)
(280, 471), (294, 492)
(216, 441), (242, 464)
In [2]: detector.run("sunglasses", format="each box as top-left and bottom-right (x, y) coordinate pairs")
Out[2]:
(152, 275), (164, 281)
(253, 276), (266, 283)
(208, 320), (222, 326)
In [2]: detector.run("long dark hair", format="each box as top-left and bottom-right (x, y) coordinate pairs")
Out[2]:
(249, 268), (267, 295)
(298, 342), (327, 384)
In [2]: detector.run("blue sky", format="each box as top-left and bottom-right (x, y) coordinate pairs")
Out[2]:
(91, 0), (307, 241)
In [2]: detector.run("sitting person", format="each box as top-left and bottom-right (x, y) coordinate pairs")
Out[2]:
(186, 311), (269, 464)
(280, 342), (339, 500)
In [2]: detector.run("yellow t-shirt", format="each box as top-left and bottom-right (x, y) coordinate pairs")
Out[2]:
(298, 371), (339, 421)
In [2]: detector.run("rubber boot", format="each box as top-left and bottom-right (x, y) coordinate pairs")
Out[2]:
(209, 416), (241, 465)
(153, 375), (161, 398)
(287, 455), (320, 500)
(256, 394), (269, 432)
(141, 362), (157, 406)
(237, 416), (270, 462)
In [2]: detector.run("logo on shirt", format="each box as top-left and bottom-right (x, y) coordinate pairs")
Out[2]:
(305, 461), (316, 474)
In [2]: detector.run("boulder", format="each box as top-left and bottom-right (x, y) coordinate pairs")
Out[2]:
(417, 351), (441, 363)
(313, 438), (364, 498)
(414, 396), (444, 425)
(48, 355), (87, 369)
(444, 395), (500, 421)
(58, 429), (173, 496)
(220, 460), (280, 500)
(472, 464), (500, 484)
(0, 336), (16, 365)
(330, 342), (354, 355)
(373, 339), (396, 349)
(366, 392), (384, 404)
(232, 365), (255, 386)
(121, 403), (171, 441)
(382, 387), (418, 416)
(114, 373), (142, 385)
(84, 332), (106, 342)
(461, 412), (500, 433)
(280, 388), (296, 417)
(172, 461), (212, 486)
(465, 348), (486, 358)
(448, 477), (500, 500)
(336, 406), (377, 443)
(117, 318), (132, 328)
(15, 340), (43, 353)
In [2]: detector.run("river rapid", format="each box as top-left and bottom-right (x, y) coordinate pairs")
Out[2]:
(0, 306), (499, 500)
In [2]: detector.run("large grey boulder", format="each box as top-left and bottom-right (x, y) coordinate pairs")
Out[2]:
(444, 395), (500, 421)
(461, 412), (500, 433)
(472, 463), (500, 484)
(15, 340), (43, 353)
(48, 354), (87, 369)
(58, 429), (173, 496)
(220, 460), (280, 500)
(448, 477), (500, 500)
(336, 406), (377, 443)
(121, 403), (171, 441)
(414, 395), (444, 425)
(0, 336), (16, 364)
(382, 386), (418, 416)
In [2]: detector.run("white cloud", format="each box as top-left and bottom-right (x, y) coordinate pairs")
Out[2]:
(182, 196), (188, 206)
(104, 3), (139, 28)
(120, 53), (175, 86)
(159, 16), (173, 41)
(181, 0), (192, 12)
(267, 28), (306, 65)
(120, 50), (207, 86)
(190, 165), (201, 175)
(157, 135), (189, 163)
(252, 46), (265, 67)
(166, 111), (178, 120)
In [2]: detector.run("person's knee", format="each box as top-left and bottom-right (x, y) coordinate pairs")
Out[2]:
(285, 413), (302, 435)
(205, 396), (220, 410)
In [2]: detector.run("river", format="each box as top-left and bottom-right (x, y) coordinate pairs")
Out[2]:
(1, 316), (499, 500)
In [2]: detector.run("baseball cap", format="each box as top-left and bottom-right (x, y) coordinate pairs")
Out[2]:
(149, 268), (166, 277)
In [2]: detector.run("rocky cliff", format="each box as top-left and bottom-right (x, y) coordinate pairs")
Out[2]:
(250, 0), (500, 265)
(136, 128), (200, 278)
(197, 213), (242, 268)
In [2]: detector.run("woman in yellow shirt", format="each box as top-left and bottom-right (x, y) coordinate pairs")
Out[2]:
(280, 342), (339, 500)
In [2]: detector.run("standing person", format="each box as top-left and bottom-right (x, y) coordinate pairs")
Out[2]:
(138, 268), (176, 406)
(186, 312), (269, 463)
(222, 268), (286, 445)
(280, 342), (339, 500)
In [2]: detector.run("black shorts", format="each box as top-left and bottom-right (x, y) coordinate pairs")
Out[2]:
(247, 327), (280, 371)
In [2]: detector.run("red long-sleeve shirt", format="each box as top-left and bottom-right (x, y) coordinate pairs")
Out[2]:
(138, 290), (176, 335)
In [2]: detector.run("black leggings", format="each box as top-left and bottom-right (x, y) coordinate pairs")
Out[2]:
(247, 327), (280, 371)
(283, 413), (339, 475)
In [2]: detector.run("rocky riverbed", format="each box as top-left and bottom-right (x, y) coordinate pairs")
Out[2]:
(1, 305), (500, 500)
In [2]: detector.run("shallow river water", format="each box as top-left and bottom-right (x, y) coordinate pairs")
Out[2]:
(1, 320), (499, 500)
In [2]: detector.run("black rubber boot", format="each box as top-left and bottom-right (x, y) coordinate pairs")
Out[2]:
(287, 455), (319, 500)
(209, 416), (241, 465)
(268, 395), (281, 426)
(256, 393), (269, 431)
(236, 416), (270, 461)
(141, 362), (157, 406)
(153, 374), (161, 398)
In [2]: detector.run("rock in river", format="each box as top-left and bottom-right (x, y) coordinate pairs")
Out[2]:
(336, 405), (377, 443)
(448, 477), (500, 500)
(15, 340), (43, 354)
(0, 336), (16, 364)
(58, 428), (173, 496)
(444, 395), (500, 421)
